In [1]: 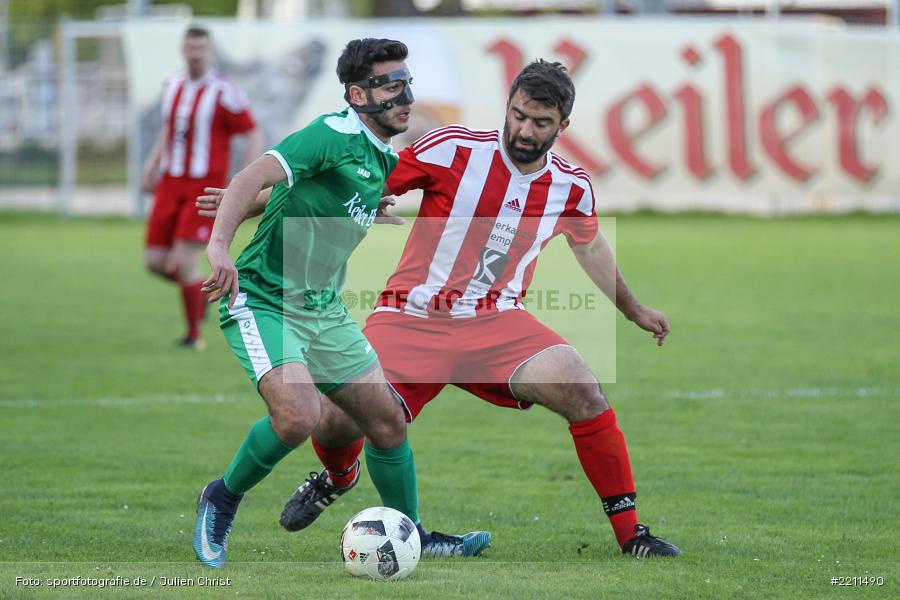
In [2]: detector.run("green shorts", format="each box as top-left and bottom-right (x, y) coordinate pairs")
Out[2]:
(220, 290), (378, 394)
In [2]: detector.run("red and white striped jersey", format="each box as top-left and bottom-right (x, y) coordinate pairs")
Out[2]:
(159, 70), (256, 181)
(378, 126), (598, 318)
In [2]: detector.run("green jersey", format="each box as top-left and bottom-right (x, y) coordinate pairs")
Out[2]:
(234, 108), (398, 314)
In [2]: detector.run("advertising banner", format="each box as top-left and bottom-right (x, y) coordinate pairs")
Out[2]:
(124, 18), (900, 213)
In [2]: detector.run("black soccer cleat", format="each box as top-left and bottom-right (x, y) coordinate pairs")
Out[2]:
(176, 336), (206, 351)
(279, 463), (360, 532)
(621, 524), (682, 557)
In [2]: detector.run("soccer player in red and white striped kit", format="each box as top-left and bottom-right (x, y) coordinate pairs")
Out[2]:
(203, 60), (681, 557)
(143, 26), (261, 349)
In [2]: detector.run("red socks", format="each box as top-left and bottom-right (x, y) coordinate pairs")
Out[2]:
(569, 408), (639, 547)
(310, 414), (638, 547)
(311, 436), (363, 489)
(179, 280), (206, 339)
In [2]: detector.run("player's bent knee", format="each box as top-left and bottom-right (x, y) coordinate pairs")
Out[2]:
(173, 258), (201, 282)
(270, 411), (317, 447)
(266, 394), (321, 447)
(585, 383), (609, 407)
(144, 246), (171, 274)
(314, 411), (363, 448)
(144, 256), (167, 276)
(362, 410), (407, 449)
(581, 387), (609, 419)
(552, 384), (608, 423)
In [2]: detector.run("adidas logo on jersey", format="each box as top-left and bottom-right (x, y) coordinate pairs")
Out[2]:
(504, 198), (522, 212)
(357, 167), (371, 179)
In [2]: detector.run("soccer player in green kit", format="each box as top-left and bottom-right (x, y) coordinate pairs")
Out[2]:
(192, 39), (487, 569)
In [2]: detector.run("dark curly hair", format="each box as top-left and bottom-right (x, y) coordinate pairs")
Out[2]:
(337, 38), (408, 103)
(508, 60), (576, 121)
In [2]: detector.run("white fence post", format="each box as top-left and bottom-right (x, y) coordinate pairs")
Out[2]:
(58, 21), (77, 217)
(57, 21), (127, 217)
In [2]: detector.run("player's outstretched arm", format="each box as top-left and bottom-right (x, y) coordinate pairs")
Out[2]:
(204, 155), (286, 308)
(572, 232), (670, 346)
(196, 186), (272, 219)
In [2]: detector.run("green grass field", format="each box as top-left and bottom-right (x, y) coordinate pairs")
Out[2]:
(1, 212), (898, 599)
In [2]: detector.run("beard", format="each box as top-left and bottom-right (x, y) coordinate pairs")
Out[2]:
(363, 89), (409, 137)
(368, 108), (408, 138)
(503, 123), (557, 164)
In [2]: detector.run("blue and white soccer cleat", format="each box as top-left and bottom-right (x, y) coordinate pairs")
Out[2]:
(193, 479), (242, 569)
(418, 526), (492, 558)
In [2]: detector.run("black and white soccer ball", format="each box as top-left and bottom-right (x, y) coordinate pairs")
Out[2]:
(340, 506), (421, 581)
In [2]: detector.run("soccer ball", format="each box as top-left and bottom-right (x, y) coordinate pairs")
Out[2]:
(340, 506), (421, 581)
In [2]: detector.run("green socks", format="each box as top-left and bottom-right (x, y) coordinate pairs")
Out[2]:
(221, 418), (420, 526)
(364, 439), (420, 524)
(223, 417), (294, 494)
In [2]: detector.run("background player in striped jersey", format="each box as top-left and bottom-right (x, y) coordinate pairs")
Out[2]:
(142, 26), (262, 350)
(199, 61), (680, 558)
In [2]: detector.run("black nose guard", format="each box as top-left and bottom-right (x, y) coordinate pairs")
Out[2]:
(353, 85), (415, 114)
(347, 68), (415, 114)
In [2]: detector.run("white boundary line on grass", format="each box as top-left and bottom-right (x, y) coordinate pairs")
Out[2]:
(663, 386), (900, 400)
(0, 394), (246, 409)
(1, 386), (899, 409)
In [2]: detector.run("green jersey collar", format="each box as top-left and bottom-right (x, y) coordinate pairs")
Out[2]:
(325, 108), (393, 153)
